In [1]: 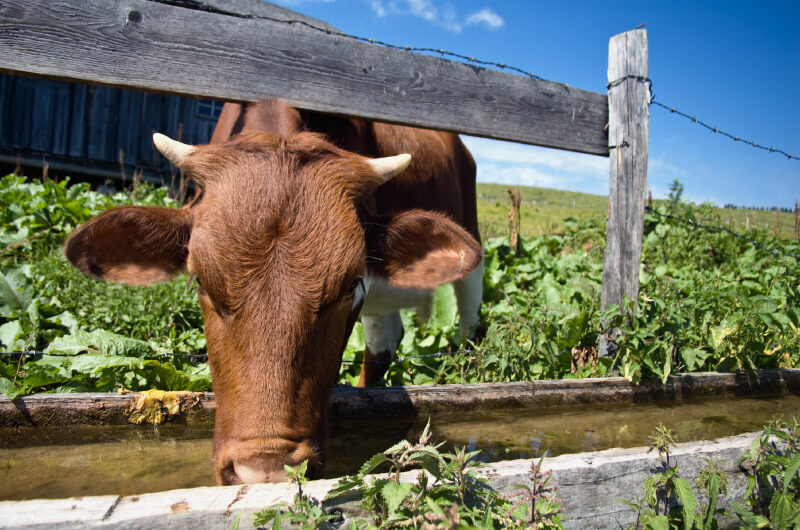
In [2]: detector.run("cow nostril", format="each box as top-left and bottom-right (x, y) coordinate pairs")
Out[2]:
(219, 461), (243, 486)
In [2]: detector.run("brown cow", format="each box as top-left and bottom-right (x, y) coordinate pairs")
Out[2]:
(65, 99), (483, 485)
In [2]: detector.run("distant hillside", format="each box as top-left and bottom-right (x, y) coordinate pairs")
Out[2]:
(476, 182), (798, 241)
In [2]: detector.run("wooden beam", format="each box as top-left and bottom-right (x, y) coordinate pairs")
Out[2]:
(2, 370), (797, 427)
(601, 29), (650, 323)
(0, 0), (608, 155)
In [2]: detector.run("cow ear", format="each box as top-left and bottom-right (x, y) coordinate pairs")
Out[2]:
(368, 210), (481, 290)
(65, 206), (191, 285)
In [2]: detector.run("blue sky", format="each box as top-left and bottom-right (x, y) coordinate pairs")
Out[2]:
(272, 0), (799, 208)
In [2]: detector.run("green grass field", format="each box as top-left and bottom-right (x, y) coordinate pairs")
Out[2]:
(476, 182), (798, 241)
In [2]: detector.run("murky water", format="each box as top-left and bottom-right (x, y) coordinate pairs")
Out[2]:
(1, 394), (798, 500)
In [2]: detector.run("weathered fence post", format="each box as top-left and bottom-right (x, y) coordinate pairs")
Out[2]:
(599, 29), (649, 357)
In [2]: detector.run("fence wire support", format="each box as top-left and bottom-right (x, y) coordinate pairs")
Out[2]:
(600, 29), (650, 358)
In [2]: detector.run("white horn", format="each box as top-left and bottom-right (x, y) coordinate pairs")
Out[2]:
(153, 133), (195, 166)
(366, 153), (412, 184)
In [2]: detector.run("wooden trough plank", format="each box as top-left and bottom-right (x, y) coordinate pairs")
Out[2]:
(1, 370), (798, 428)
(0, 0), (609, 155)
(0, 431), (764, 529)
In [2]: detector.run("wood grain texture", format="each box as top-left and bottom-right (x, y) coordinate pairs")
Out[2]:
(1, 370), (797, 427)
(601, 29), (650, 312)
(0, 0), (608, 154)
(0, 432), (768, 529)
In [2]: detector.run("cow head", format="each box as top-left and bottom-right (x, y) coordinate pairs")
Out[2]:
(65, 131), (481, 484)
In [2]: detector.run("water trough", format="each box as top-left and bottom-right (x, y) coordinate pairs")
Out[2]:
(0, 369), (798, 528)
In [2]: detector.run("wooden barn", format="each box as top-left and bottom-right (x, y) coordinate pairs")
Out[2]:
(0, 73), (220, 183)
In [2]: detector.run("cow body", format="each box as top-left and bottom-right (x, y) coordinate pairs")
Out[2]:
(211, 100), (483, 384)
(65, 99), (482, 484)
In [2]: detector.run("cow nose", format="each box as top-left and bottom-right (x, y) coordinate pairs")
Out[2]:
(216, 438), (323, 485)
(232, 456), (288, 484)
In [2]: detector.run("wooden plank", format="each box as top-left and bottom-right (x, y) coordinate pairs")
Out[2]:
(68, 83), (90, 158)
(1, 370), (797, 427)
(0, 432), (768, 529)
(29, 80), (56, 152)
(87, 86), (120, 163)
(50, 82), (71, 155)
(0, 75), (9, 149)
(601, 29), (650, 317)
(9, 78), (34, 149)
(0, 0), (609, 155)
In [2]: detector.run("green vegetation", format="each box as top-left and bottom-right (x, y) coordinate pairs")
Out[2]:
(0, 175), (208, 398)
(626, 418), (800, 529)
(475, 182), (798, 241)
(475, 182), (608, 240)
(251, 418), (799, 529)
(0, 174), (798, 396)
(253, 421), (562, 529)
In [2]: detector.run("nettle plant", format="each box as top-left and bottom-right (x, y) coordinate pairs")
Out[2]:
(253, 421), (564, 529)
(625, 418), (800, 530)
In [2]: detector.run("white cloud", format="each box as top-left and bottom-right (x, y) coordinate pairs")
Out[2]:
(407, 0), (437, 22)
(464, 8), (504, 30)
(370, 0), (387, 16)
(462, 136), (610, 196)
(368, 1), (504, 33)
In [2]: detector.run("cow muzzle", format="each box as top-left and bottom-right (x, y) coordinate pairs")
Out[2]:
(215, 438), (322, 485)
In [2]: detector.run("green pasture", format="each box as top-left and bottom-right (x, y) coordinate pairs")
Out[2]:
(0, 174), (798, 397)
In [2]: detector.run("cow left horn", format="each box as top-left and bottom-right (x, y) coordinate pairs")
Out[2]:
(366, 154), (412, 184)
(153, 133), (195, 166)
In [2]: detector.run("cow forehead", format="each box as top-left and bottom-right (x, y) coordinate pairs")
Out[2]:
(188, 188), (366, 312)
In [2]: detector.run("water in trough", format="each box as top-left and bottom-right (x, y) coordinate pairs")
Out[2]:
(1, 393), (798, 500)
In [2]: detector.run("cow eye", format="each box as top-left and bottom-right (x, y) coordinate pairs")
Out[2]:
(190, 274), (207, 296)
(349, 278), (363, 295)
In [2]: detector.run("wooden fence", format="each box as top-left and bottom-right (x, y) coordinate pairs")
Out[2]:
(0, 0), (649, 325)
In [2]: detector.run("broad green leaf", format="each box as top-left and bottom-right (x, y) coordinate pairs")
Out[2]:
(784, 454), (800, 493)
(430, 284), (457, 329)
(324, 475), (362, 500)
(710, 319), (737, 350)
(381, 481), (413, 514)
(0, 269), (31, 317)
(769, 491), (796, 528)
(641, 512), (669, 530)
(19, 363), (73, 388)
(358, 452), (389, 477)
(729, 501), (770, 528)
(66, 354), (145, 374)
(46, 329), (153, 357)
(0, 377), (23, 399)
(673, 477), (697, 530)
(0, 320), (23, 349)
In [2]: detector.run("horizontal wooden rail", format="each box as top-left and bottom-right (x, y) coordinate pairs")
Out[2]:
(1, 370), (798, 427)
(0, 0), (608, 155)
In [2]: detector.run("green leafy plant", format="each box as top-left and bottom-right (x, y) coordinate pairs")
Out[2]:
(2, 174), (799, 396)
(625, 424), (699, 529)
(252, 460), (340, 529)
(504, 458), (564, 529)
(254, 421), (554, 529)
(625, 419), (800, 529)
(731, 417), (800, 528)
(0, 175), (207, 397)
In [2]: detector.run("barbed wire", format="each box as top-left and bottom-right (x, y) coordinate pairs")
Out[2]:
(0, 348), (484, 366)
(650, 100), (799, 161)
(180, 1), (545, 81)
(608, 76), (799, 161)
(646, 206), (800, 262)
(340, 348), (485, 366)
(190, 1), (799, 161)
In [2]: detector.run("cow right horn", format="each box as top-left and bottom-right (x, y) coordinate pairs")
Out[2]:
(153, 133), (195, 167)
(366, 154), (412, 185)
